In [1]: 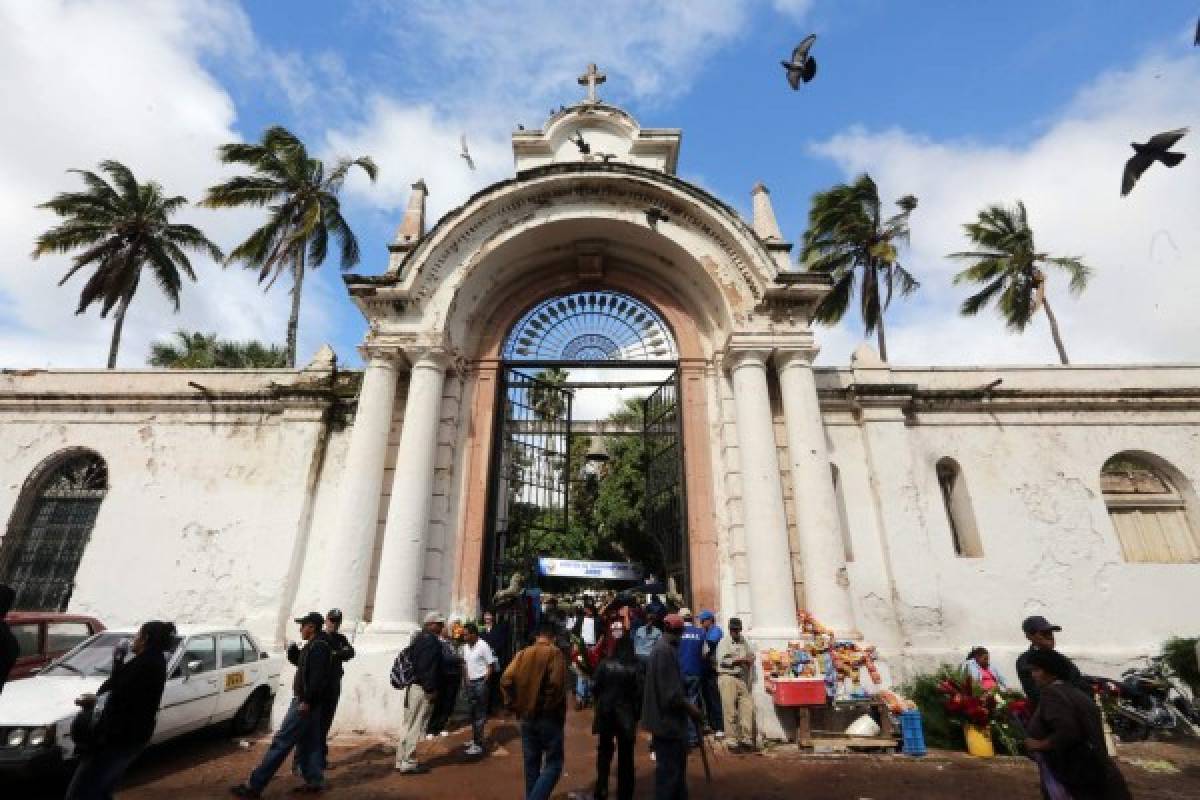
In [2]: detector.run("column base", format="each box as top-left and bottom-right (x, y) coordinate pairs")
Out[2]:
(746, 625), (803, 643)
(364, 620), (421, 639)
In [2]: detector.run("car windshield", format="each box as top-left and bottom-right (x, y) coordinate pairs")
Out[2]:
(41, 632), (182, 677)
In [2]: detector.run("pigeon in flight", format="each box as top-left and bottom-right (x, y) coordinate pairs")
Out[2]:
(645, 208), (669, 229)
(1120, 128), (1188, 196)
(571, 130), (591, 155)
(459, 134), (475, 170)
(782, 34), (818, 89)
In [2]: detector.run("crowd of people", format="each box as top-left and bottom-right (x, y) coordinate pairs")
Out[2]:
(0, 580), (1146, 799)
(387, 589), (756, 800)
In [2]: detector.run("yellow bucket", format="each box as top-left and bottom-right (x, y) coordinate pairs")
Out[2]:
(964, 723), (995, 758)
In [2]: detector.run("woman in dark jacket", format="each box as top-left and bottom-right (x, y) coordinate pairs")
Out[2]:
(591, 622), (642, 800)
(65, 620), (176, 800)
(1024, 648), (1131, 800)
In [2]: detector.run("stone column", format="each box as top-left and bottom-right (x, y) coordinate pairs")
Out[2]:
(728, 349), (800, 639)
(777, 349), (857, 634)
(321, 353), (400, 624)
(370, 349), (450, 633)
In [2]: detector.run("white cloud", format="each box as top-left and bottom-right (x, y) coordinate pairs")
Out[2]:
(0, 0), (338, 368)
(809, 52), (1200, 367)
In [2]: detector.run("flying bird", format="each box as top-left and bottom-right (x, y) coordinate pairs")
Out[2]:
(1120, 128), (1188, 196)
(782, 34), (818, 89)
(459, 134), (475, 170)
(571, 130), (591, 155)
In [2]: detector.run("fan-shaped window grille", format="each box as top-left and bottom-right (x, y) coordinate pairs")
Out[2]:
(0, 450), (108, 611)
(503, 291), (677, 362)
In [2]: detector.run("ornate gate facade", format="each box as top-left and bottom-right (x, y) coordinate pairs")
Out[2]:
(643, 370), (688, 599)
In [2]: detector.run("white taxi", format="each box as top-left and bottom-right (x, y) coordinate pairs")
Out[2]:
(0, 626), (281, 775)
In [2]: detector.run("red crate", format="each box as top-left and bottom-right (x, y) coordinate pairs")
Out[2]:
(767, 677), (827, 706)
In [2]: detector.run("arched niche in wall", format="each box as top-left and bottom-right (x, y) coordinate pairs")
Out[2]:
(935, 457), (984, 558)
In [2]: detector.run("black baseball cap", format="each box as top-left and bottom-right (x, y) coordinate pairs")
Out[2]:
(1021, 615), (1061, 635)
(728, 617), (743, 630)
(295, 611), (324, 628)
(327, 608), (343, 623)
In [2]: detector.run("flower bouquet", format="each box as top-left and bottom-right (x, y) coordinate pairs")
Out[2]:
(936, 672), (1029, 756)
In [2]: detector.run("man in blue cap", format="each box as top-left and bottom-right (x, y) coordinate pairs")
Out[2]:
(697, 610), (724, 737)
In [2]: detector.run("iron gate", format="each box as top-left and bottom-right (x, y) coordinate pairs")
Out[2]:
(485, 368), (573, 604)
(643, 370), (688, 599)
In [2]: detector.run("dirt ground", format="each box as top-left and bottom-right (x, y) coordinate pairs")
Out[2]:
(13, 705), (1200, 799)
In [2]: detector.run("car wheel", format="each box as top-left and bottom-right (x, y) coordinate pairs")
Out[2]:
(231, 690), (268, 735)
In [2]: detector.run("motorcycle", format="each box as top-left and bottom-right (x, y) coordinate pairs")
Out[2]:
(1088, 656), (1200, 742)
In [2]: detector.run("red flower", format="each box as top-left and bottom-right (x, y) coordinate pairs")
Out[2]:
(1008, 699), (1030, 718)
(968, 707), (989, 726)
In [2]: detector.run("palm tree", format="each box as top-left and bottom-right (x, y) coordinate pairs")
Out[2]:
(530, 367), (570, 422)
(147, 329), (286, 368)
(948, 201), (1089, 365)
(800, 174), (919, 362)
(201, 126), (377, 367)
(32, 160), (223, 368)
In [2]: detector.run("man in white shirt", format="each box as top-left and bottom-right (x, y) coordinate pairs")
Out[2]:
(460, 623), (497, 756)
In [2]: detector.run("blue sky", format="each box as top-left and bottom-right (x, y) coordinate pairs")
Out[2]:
(2, 1), (1198, 368)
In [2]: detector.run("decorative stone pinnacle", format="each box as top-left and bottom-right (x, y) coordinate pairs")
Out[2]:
(578, 63), (606, 104)
(391, 179), (428, 249)
(751, 182), (784, 242)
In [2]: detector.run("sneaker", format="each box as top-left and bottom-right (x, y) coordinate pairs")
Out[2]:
(464, 743), (484, 756)
(713, 731), (726, 740)
(230, 786), (262, 799)
(438, 730), (450, 738)
(396, 762), (429, 774)
(424, 733), (435, 741)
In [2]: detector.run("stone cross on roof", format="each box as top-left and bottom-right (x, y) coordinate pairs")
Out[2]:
(577, 63), (606, 104)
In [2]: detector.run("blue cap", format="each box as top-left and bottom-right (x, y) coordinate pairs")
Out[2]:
(697, 610), (715, 622)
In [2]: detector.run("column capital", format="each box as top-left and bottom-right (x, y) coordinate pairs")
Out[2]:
(404, 346), (453, 371)
(774, 348), (821, 371)
(723, 348), (771, 372)
(357, 344), (405, 366)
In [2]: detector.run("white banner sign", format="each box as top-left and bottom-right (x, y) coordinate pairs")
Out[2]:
(537, 558), (644, 581)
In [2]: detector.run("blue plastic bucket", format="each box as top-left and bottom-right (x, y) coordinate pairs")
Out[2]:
(900, 709), (927, 757)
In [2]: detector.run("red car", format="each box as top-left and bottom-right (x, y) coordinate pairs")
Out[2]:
(4, 613), (106, 681)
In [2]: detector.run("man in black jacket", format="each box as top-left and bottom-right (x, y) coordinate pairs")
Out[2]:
(642, 613), (702, 800)
(1015, 615), (1090, 707)
(395, 612), (445, 774)
(292, 608), (355, 775)
(232, 612), (332, 797)
(64, 620), (175, 800)
(0, 585), (18, 694)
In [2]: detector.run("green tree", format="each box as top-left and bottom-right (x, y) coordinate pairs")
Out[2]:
(201, 126), (377, 367)
(147, 330), (286, 368)
(530, 367), (570, 422)
(948, 201), (1089, 365)
(800, 173), (918, 362)
(32, 160), (223, 368)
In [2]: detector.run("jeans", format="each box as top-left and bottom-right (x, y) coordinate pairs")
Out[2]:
(64, 741), (144, 800)
(248, 697), (323, 790)
(293, 684), (340, 772)
(465, 677), (489, 745)
(595, 728), (635, 800)
(701, 670), (723, 732)
(427, 674), (460, 733)
(652, 735), (689, 800)
(520, 715), (565, 800)
(576, 671), (592, 702)
(683, 675), (703, 745)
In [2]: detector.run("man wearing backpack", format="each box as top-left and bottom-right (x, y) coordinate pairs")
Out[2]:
(394, 612), (446, 775)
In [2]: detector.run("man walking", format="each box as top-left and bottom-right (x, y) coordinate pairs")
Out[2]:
(231, 612), (332, 797)
(697, 610), (724, 737)
(460, 622), (496, 756)
(676, 609), (706, 747)
(501, 621), (568, 800)
(294, 608), (355, 775)
(395, 612), (446, 775)
(715, 617), (757, 752)
(642, 613), (702, 800)
(1015, 615), (1089, 707)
